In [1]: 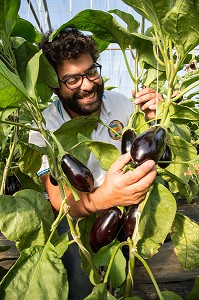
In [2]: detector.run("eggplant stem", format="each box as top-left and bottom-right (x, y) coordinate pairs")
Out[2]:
(134, 252), (164, 300)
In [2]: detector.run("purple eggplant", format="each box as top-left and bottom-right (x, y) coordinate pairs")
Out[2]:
(50, 174), (58, 186)
(90, 207), (124, 253)
(121, 128), (137, 154)
(61, 153), (94, 192)
(130, 126), (166, 166)
(123, 204), (139, 238)
(5, 174), (21, 195)
(158, 145), (172, 168)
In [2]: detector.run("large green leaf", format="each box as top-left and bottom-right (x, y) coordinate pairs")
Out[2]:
(14, 41), (38, 82)
(0, 0), (20, 38)
(11, 17), (36, 43)
(169, 103), (199, 123)
(93, 242), (126, 288)
(181, 70), (199, 91)
(161, 291), (183, 300)
(172, 213), (199, 270)
(54, 114), (100, 163)
(38, 54), (59, 88)
(0, 244), (68, 299)
(109, 9), (140, 32)
(51, 9), (133, 50)
(169, 123), (191, 142)
(186, 277), (199, 300)
(166, 135), (197, 183)
(26, 50), (43, 99)
(14, 41), (59, 90)
(0, 190), (54, 247)
(137, 182), (176, 258)
(18, 142), (43, 176)
(51, 9), (160, 69)
(122, 0), (171, 35)
(109, 248), (126, 288)
(84, 283), (116, 300)
(0, 60), (29, 107)
(163, 0), (199, 57)
(14, 168), (44, 194)
(160, 169), (196, 201)
(79, 135), (120, 171)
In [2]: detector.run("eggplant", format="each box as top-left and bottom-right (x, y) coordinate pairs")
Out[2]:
(123, 204), (139, 238)
(5, 174), (21, 195)
(164, 232), (171, 243)
(130, 125), (166, 166)
(158, 145), (172, 168)
(90, 207), (124, 253)
(61, 153), (94, 192)
(50, 174), (58, 186)
(121, 128), (137, 154)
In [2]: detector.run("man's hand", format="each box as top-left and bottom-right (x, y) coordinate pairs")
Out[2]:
(132, 87), (163, 120)
(43, 152), (156, 218)
(95, 152), (157, 211)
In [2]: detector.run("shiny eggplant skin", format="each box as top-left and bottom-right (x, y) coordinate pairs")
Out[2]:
(5, 174), (21, 195)
(130, 126), (166, 166)
(90, 207), (124, 253)
(158, 145), (172, 168)
(121, 129), (137, 154)
(123, 204), (139, 238)
(61, 153), (94, 192)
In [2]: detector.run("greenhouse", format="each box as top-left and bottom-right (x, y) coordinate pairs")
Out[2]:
(0, 1), (199, 299)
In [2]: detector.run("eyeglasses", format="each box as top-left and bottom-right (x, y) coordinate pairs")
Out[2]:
(59, 62), (102, 90)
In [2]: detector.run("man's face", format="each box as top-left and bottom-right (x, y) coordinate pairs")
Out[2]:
(56, 53), (104, 117)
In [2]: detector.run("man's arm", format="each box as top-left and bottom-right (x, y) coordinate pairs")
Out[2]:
(41, 152), (156, 218)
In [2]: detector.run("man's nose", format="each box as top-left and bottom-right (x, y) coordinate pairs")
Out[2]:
(81, 76), (93, 90)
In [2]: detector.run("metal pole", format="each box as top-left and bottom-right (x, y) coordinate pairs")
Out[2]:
(42, 0), (52, 31)
(26, 0), (44, 32)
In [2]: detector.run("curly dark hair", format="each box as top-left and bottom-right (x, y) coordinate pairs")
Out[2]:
(39, 26), (99, 70)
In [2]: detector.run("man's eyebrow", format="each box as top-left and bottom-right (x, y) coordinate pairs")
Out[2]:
(61, 64), (95, 80)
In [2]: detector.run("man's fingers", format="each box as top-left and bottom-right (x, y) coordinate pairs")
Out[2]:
(109, 152), (132, 173)
(123, 160), (156, 185)
(134, 88), (163, 107)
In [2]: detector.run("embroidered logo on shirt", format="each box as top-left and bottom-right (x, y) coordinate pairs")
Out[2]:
(108, 120), (124, 140)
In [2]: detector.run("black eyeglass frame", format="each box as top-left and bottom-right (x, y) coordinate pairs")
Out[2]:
(59, 62), (102, 90)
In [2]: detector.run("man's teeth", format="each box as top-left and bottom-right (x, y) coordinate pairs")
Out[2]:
(82, 92), (94, 98)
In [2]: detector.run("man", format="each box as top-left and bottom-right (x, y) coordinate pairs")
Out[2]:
(29, 26), (161, 299)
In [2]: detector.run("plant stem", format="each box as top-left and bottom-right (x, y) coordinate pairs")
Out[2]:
(0, 126), (18, 195)
(21, 97), (102, 283)
(103, 241), (128, 284)
(124, 242), (135, 298)
(122, 49), (135, 83)
(51, 177), (101, 284)
(153, 44), (165, 67)
(0, 119), (40, 132)
(134, 252), (164, 300)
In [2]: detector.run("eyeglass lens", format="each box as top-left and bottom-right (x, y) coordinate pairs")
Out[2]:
(64, 64), (101, 89)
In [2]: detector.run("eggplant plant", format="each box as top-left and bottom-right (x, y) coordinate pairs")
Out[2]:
(0, 0), (199, 300)
(52, 0), (199, 298)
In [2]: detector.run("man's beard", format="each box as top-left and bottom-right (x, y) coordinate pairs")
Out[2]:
(58, 81), (104, 116)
